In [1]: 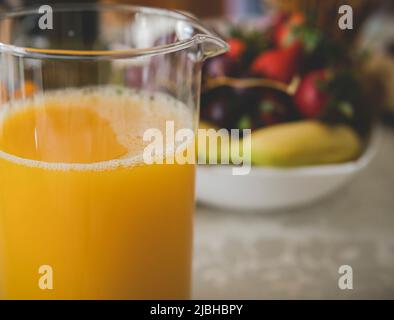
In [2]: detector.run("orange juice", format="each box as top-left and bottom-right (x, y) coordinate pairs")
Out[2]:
(0, 88), (195, 299)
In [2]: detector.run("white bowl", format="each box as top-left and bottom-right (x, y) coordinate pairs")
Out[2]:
(196, 132), (379, 211)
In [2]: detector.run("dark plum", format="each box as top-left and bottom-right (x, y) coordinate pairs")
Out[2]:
(201, 87), (238, 128)
(234, 86), (262, 113)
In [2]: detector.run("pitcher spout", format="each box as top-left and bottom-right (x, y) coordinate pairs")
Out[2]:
(194, 34), (229, 60)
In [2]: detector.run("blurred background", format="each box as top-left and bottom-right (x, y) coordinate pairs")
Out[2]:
(1, 0), (393, 299)
(2, 0), (392, 126)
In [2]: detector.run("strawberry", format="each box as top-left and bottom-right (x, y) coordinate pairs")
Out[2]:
(226, 38), (246, 60)
(294, 69), (330, 118)
(273, 12), (305, 49)
(250, 43), (301, 83)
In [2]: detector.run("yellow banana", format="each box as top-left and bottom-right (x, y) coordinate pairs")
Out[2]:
(250, 121), (362, 167)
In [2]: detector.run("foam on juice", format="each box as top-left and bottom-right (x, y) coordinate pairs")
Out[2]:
(0, 87), (193, 171)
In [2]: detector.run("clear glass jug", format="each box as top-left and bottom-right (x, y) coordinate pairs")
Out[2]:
(0, 3), (227, 299)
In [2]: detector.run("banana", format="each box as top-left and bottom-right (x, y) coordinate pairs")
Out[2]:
(249, 120), (362, 167)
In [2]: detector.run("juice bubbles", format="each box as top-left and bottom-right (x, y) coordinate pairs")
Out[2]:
(0, 87), (195, 299)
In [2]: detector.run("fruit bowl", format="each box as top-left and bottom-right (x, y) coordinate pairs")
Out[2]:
(196, 131), (378, 211)
(196, 11), (379, 211)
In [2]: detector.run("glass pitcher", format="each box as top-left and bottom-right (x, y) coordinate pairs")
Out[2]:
(0, 3), (227, 299)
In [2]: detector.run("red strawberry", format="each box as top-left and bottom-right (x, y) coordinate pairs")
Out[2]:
(226, 38), (246, 60)
(294, 69), (330, 117)
(273, 12), (305, 49)
(251, 44), (300, 83)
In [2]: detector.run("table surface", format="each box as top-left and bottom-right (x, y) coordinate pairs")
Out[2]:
(192, 125), (394, 299)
